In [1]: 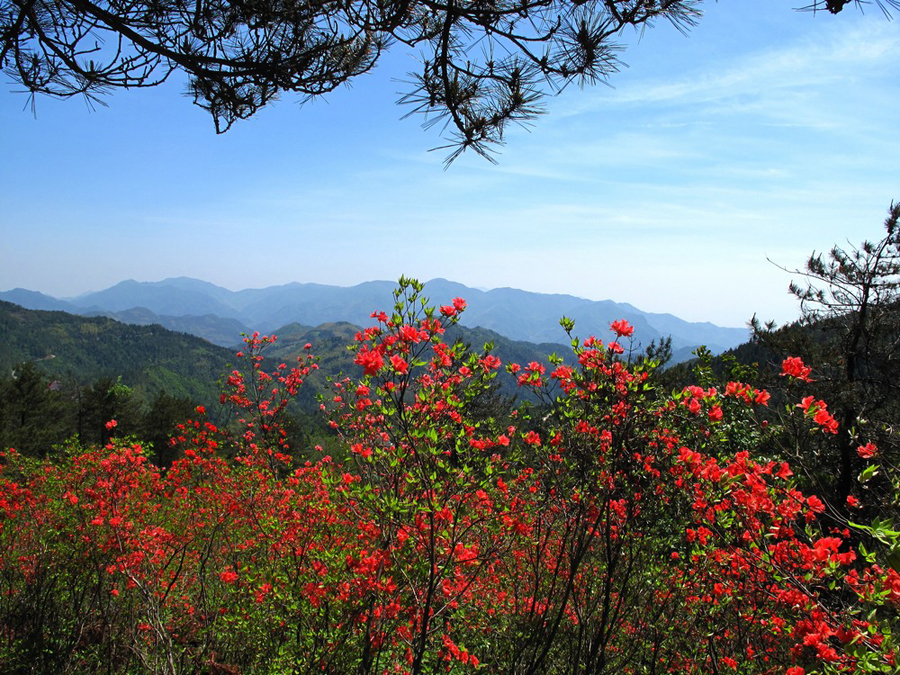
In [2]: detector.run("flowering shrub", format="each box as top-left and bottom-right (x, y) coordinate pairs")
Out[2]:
(0, 279), (897, 674)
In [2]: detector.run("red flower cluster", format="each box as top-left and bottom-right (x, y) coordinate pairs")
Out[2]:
(781, 356), (813, 382)
(798, 396), (839, 434)
(439, 297), (467, 317)
(610, 319), (634, 338)
(724, 381), (770, 406)
(355, 345), (385, 375)
(858, 442), (879, 459)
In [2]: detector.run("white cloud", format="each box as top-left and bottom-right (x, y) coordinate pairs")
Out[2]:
(589, 19), (896, 109)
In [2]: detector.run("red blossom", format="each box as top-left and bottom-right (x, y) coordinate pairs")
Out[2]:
(798, 396), (838, 433)
(399, 324), (423, 343)
(610, 319), (635, 338)
(390, 354), (409, 374)
(813, 408), (839, 434)
(806, 495), (825, 514)
(480, 354), (502, 371)
(799, 395), (817, 412)
(354, 346), (384, 375)
(857, 442), (878, 459)
(781, 356), (813, 382)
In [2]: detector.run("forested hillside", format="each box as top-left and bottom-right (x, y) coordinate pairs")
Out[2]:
(0, 300), (568, 410)
(0, 300), (234, 403)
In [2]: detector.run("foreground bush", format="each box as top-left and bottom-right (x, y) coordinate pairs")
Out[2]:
(0, 279), (897, 674)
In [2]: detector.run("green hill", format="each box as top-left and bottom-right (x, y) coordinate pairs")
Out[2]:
(0, 300), (235, 406)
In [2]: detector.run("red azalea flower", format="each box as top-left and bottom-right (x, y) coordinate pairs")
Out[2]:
(610, 319), (635, 338)
(858, 442), (878, 458)
(354, 346), (384, 375)
(390, 354), (409, 374)
(781, 356), (813, 382)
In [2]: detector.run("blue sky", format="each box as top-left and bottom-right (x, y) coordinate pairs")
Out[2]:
(1, 2), (897, 328)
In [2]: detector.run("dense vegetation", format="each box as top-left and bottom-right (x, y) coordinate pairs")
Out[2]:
(1, 204), (898, 673)
(0, 260), (898, 674)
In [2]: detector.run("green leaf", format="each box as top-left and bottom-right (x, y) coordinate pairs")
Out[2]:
(859, 464), (880, 482)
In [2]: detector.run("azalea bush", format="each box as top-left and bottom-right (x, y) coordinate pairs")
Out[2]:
(0, 278), (897, 674)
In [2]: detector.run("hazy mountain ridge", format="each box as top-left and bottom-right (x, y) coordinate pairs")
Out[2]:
(83, 307), (254, 348)
(1, 277), (750, 359)
(1, 288), (77, 312)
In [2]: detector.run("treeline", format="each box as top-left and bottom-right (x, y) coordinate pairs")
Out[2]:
(0, 364), (198, 466)
(0, 364), (332, 467)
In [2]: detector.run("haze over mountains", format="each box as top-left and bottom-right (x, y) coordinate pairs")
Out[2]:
(1, 278), (750, 362)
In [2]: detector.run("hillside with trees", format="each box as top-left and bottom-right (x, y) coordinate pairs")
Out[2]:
(0, 299), (572, 463)
(664, 203), (900, 526)
(0, 300), (234, 404)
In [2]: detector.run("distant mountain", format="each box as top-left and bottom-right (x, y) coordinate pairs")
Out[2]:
(2, 277), (750, 361)
(69, 278), (244, 319)
(422, 280), (747, 355)
(0, 289), (78, 312)
(231, 281), (398, 330)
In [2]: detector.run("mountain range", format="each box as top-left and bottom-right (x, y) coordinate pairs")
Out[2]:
(0, 277), (750, 362)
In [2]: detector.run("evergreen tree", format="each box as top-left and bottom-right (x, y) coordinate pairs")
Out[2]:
(77, 377), (142, 446)
(755, 200), (900, 513)
(139, 390), (198, 468)
(0, 363), (70, 457)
